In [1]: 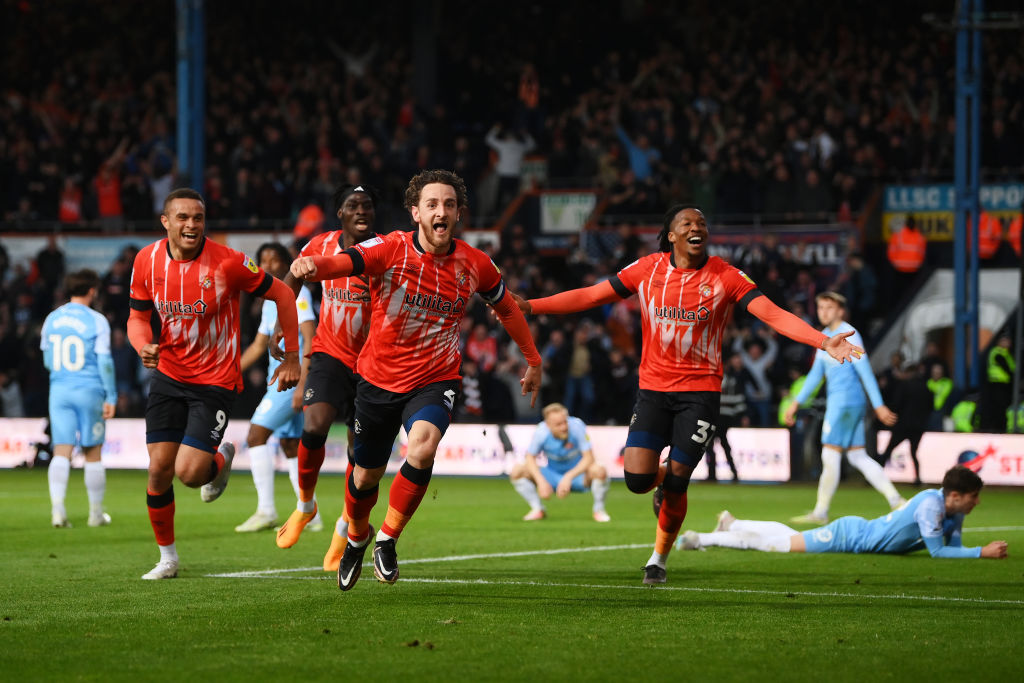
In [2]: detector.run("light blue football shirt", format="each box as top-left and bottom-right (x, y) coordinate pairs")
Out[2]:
(853, 488), (980, 557)
(257, 286), (316, 376)
(527, 416), (592, 472)
(40, 301), (116, 404)
(794, 321), (884, 409)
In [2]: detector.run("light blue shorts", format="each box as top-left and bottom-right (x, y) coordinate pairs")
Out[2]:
(802, 516), (868, 553)
(49, 385), (106, 447)
(539, 465), (586, 492)
(251, 389), (303, 439)
(821, 404), (867, 449)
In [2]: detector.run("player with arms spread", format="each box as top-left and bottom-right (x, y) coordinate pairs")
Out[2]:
(127, 188), (300, 580)
(291, 169), (542, 591)
(677, 465), (1008, 559)
(41, 269), (117, 528)
(273, 185), (378, 568)
(516, 205), (863, 585)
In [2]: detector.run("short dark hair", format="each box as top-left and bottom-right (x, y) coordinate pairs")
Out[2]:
(255, 242), (292, 268)
(942, 465), (983, 494)
(65, 269), (100, 297)
(404, 170), (468, 211)
(657, 204), (701, 252)
(162, 188), (205, 216)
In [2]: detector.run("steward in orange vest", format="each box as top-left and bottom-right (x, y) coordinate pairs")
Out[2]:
(887, 215), (927, 273)
(974, 211), (1002, 260)
(1009, 211), (1022, 258)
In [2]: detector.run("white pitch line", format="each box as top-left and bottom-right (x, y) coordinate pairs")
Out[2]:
(207, 527), (1024, 578)
(206, 543), (650, 578)
(207, 527), (1024, 579)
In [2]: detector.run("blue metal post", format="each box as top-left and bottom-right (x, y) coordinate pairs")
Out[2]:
(175, 0), (190, 186)
(968, 0), (983, 388)
(953, 0), (970, 390)
(175, 0), (205, 191)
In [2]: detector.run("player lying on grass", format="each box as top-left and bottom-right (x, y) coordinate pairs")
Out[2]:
(675, 465), (1008, 559)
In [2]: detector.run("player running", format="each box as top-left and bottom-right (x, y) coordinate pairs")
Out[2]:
(271, 185), (378, 571)
(127, 188), (300, 580)
(291, 169), (543, 591)
(41, 269), (117, 528)
(233, 242), (317, 533)
(515, 205), (863, 585)
(676, 465), (1008, 559)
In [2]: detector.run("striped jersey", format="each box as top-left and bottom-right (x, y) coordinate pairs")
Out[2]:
(611, 253), (757, 392)
(129, 237), (273, 390)
(348, 231), (506, 393)
(298, 230), (373, 369)
(40, 301), (117, 404)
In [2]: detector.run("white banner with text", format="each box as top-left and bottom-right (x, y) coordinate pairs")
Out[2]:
(11, 420), (1024, 485)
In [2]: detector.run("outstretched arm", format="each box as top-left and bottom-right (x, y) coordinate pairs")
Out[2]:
(524, 279), (625, 316)
(747, 295), (862, 363)
(852, 356), (898, 425)
(491, 292), (543, 408)
(290, 253), (359, 282)
(264, 278), (300, 391)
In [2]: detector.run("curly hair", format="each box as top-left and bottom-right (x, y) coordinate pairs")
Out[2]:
(404, 170), (469, 211)
(255, 242), (292, 269)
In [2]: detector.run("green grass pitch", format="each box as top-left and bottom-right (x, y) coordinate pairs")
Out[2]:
(2, 468), (1022, 681)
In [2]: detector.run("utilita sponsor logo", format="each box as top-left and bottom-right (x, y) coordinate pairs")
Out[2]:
(403, 292), (466, 315)
(655, 305), (710, 321)
(324, 287), (364, 302)
(158, 299), (208, 317)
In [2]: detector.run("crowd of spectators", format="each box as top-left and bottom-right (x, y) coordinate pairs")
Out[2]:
(1, 1), (1021, 429)
(4, 2), (1022, 229)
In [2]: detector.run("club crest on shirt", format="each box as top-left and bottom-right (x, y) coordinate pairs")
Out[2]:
(699, 284), (713, 298)
(455, 270), (469, 288)
(245, 257), (259, 274)
(201, 275), (212, 290)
